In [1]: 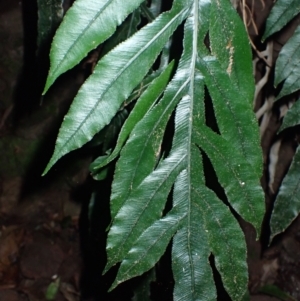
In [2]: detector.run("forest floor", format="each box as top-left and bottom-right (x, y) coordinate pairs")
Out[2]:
(0, 1), (300, 301)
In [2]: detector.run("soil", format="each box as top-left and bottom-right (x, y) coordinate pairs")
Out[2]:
(0, 1), (300, 301)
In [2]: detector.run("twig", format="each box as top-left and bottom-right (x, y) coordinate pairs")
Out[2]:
(253, 41), (273, 107)
(241, 0), (271, 66)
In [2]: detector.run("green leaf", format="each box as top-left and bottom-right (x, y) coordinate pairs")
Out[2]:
(173, 150), (248, 301)
(37, 0), (63, 51)
(106, 1), (256, 298)
(104, 1), (195, 271)
(141, 3), (156, 22)
(204, 0), (262, 179)
(105, 145), (186, 273)
(275, 26), (300, 100)
(90, 61), (175, 173)
(110, 190), (187, 291)
(43, 1), (191, 175)
(209, 0), (254, 102)
(45, 278), (60, 300)
(90, 154), (110, 172)
(278, 100), (300, 132)
(108, 48), (192, 220)
(195, 125), (264, 234)
(263, 0), (300, 41)
(171, 70), (247, 301)
(171, 166), (216, 301)
(271, 146), (300, 238)
(43, 0), (145, 94)
(197, 0), (211, 56)
(168, 10), (219, 296)
(198, 56), (262, 178)
(44, 0), (265, 297)
(108, 37), (202, 281)
(171, 61), (247, 301)
(92, 166), (109, 181)
(100, 9), (141, 57)
(171, 88), (215, 301)
(105, 2), (198, 268)
(194, 187), (248, 301)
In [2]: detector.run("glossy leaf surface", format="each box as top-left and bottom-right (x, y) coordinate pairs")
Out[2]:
(110, 190), (187, 291)
(271, 146), (300, 238)
(199, 57), (262, 178)
(90, 62), (175, 174)
(275, 26), (300, 100)
(43, 0), (145, 93)
(263, 0), (300, 41)
(105, 1), (263, 299)
(44, 0), (265, 299)
(210, 0), (254, 102)
(195, 125), (264, 234)
(100, 9), (141, 56)
(43, 2), (190, 175)
(105, 2), (194, 266)
(279, 100), (300, 132)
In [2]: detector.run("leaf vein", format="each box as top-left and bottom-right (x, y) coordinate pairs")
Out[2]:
(197, 131), (255, 215)
(111, 153), (186, 263)
(55, 8), (188, 161)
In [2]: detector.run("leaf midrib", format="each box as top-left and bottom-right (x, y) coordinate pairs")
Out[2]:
(121, 212), (187, 279)
(186, 1), (199, 297)
(51, 0), (112, 77)
(55, 7), (188, 161)
(276, 37), (300, 85)
(203, 59), (249, 166)
(124, 77), (190, 201)
(266, 0), (295, 34)
(192, 187), (236, 285)
(197, 130), (255, 219)
(110, 153), (186, 264)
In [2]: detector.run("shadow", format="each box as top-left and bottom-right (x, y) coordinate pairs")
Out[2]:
(13, 0), (40, 122)
(78, 174), (135, 301)
(13, 0), (60, 124)
(209, 254), (232, 301)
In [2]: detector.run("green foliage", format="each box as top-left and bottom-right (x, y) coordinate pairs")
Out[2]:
(271, 146), (300, 239)
(43, 0), (190, 175)
(100, 8), (142, 57)
(43, 0), (146, 94)
(278, 100), (300, 133)
(209, 0), (254, 103)
(45, 278), (60, 301)
(43, 0), (265, 299)
(274, 26), (300, 100)
(262, 0), (300, 41)
(90, 62), (175, 175)
(262, 0), (300, 240)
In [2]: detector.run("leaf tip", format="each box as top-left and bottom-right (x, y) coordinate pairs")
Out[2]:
(102, 262), (112, 276)
(42, 77), (53, 96)
(261, 33), (267, 43)
(108, 284), (117, 293)
(41, 152), (59, 176)
(42, 162), (53, 177)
